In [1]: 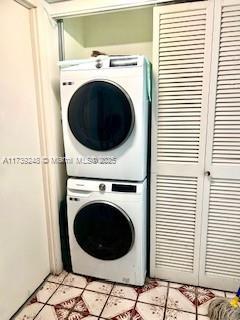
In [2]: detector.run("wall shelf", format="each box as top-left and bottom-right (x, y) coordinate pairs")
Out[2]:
(63, 6), (153, 61)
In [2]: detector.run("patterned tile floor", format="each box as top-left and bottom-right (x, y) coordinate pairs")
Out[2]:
(13, 271), (235, 320)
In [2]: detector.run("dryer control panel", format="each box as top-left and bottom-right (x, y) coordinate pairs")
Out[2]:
(112, 184), (136, 193)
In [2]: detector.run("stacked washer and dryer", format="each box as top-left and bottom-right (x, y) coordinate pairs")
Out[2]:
(60, 55), (150, 285)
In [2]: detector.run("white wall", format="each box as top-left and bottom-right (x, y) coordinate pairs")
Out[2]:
(0, 1), (66, 318)
(64, 7), (153, 61)
(38, 2), (67, 274)
(0, 1), (50, 318)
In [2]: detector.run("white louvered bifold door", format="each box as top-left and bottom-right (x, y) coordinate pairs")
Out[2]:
(199, 0), (240, 292)
(150, 1), (214, 284)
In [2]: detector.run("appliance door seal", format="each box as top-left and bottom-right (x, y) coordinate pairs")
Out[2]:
(73, 200), (135, 260)
(68, 80), (135, 151)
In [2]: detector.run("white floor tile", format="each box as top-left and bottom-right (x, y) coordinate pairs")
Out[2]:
(80, 290), (108, 316)
(63, 273), (88, 289)
(135, 278), (165, 294)
(101, 296), (135, 319)
(35, 304), (69, 320)
(167, 287), (196, 313)
(13, 274), (234, 320)
(158, 280), (168, 287)
(165, 308), (196, 320)
(85, 280), (113, 294)
(13, 302), (44, 320)
(210, 289), (225, 297)
(68, 312), (98, 320)
(47, 285), (83, 309)
(47, 271), (68, 284)
(133, 302), (164, 320)
(138, 286), (167, 306)
(111, 284), (138, 300)
(35, 282), (59, 303)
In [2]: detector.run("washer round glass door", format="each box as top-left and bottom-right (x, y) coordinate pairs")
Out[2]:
(68, 80), (134, 151)
(73, 202), (134, 260)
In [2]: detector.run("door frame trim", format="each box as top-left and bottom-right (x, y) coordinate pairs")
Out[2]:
(14, 0), (63, 274)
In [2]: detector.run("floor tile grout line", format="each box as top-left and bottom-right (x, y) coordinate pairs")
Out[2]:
(40, 281), (191, 319)
(15, 273), (230, 319)
(10, 273), (54, 320)
(44, 283), (153, 316)
(57, 283), (86, 290)
(196, 286), (198, 320)
(32, 273), (68, 320)
(47, 273), (116, 292)
(33, 270), (68, 320)
(44, 273), (234, 297)
(46, 270), (69, 286)
(108, 293), (137, 301)
(33, 283), (61, 319)
(130, 291), (140, 320)
(33, 271), (69, 318)
(67, 282), (94, 316)
(42, 271), (70, 307)
(98, 282), (116, 319)
(31, 303), (45, 320)
(61, 287), (85, 319)
(166, 307), (198, 315)
(53, 282), (111, 295)
(163, 281), (170, 320)
(165, 285), (199, 316)
(48, 284), (170, 307)
(52, 277), (114, 294)
(42, 282), (207, 318)
(54, 282), (90, 318)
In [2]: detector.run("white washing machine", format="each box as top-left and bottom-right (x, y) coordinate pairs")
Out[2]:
(61, 55), (150, 181)
(67, 177), (147, 285)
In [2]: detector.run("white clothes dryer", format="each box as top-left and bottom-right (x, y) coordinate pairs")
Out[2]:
(60, 55), (150, 181)
(67, 177), (147, 285)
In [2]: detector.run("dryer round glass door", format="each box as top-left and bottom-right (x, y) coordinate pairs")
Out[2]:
(68, 80), (134, 151)
(73, 202), (134, 260)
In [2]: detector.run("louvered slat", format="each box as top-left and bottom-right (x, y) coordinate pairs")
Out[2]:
(212, 6), (240, 164)
(205, 179), (240, 278)
(157, 9), (206, 163)
(155, 176), (197, 272)
(152, 1), (211, 286)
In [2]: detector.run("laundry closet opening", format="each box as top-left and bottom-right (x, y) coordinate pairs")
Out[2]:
(62, 7), (153, 61)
